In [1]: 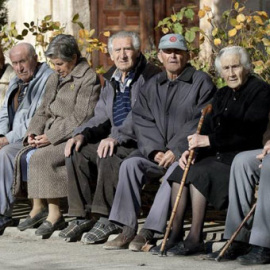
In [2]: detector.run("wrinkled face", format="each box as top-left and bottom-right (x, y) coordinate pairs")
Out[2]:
(50, 56), (77, 78)
(158, 49), (189, 79)
(220, 53), (248, 90)
(110, 37), (139, 72)
(10, 45), (37, 82)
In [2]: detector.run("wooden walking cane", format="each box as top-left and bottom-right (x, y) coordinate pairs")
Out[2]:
(215, 203), (256, 262)
(159, 104), (213, 256)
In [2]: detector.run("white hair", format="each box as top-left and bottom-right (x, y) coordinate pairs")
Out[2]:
(215, 46), (253, 75)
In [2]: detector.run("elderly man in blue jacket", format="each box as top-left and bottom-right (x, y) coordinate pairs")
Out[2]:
(0, 43), (53, 234)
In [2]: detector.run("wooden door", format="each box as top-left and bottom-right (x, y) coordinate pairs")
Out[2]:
(90, 0), (199, 70)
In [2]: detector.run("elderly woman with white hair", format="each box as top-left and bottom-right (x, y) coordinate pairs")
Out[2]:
(133, 46), (270, 255)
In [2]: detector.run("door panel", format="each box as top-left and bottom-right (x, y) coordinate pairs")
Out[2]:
(90, 0), (199, 69)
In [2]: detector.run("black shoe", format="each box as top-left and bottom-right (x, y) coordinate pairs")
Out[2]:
(206, 241), (251, 261)
(0, 215), (13, 235)
(35, 216), (66, 237)
(237, 246), (270, 265)
(17, 208), (48, 231)
(166, 241), (205, 256)
(150, 241), (176, 255)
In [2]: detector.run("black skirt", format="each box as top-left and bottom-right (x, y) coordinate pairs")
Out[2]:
(167, 156), (231, 210)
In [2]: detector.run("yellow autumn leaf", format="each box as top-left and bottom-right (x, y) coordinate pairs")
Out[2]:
(234, 2), (239, 10)
(262, 38), (270, 46)
(238, 6), (245, 13)
(246, 16), (252, 23)
(214, 38), (221, 46)
(235, 24), (242, 30)
(171, 14), (177, 22)
(203, 5), (211, 12)
(253, 60), (264, 66)
(228, 28), (237, 37)
(79, 29), (87, 39)
(253, 15), (264, 25)
(257, 11), (268, 19)
(198, 9), (206, 18)
(212, 28), (218, 37)
(265, 60), (270, 67)
(103, 31), (110, 37)
(162, 27), (169, 34)
(89, 29), (95, 37)
(236, 14), (246, 23)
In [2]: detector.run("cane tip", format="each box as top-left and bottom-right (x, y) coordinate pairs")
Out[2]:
(158, 251), (167, 257)
(215, 256), (221, 262)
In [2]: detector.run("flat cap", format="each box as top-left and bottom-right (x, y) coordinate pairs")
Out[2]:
(158, 33), (188, 51)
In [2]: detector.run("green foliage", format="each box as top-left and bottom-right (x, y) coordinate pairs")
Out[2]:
(199, 0), (270, 84)
(0, 14), (109, 73)
(152, 0), (270, 86)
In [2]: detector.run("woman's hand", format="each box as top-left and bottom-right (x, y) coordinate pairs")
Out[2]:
(188, 134), (210, 150)
(179, 150), (195, 170)
(27, 134), (37, 147)
(34, 134), (50, 148)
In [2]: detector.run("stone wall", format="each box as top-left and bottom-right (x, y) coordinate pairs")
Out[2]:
(6, 0), (90, 61)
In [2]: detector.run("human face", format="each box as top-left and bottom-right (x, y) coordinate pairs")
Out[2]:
(158, 49), (189, 80)
(110, 37), (139, 74)
(50, 56), (77, 78)
(220, 54), (248, 90)
(10, 45), (37, 82)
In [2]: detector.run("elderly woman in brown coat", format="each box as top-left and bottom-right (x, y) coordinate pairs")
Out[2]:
(16, 34), (100, 237)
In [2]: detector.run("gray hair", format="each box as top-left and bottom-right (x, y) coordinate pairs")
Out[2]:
(9, 42), (37, 59)
(215, 46), (253, 75)
(108, 31), (140, 55)
(45, 34), (81, 62)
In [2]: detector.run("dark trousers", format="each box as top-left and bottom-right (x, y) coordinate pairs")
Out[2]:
(65, 142), (136, 218)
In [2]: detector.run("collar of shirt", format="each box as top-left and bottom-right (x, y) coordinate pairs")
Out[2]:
(111, 69), (135, 93)
(158, 64), (196, 85)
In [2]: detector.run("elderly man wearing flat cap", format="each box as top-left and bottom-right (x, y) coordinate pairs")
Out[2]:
(102, 33), (216, 250)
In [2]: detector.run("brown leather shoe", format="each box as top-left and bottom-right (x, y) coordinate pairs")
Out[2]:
(103, 232), (134, 250)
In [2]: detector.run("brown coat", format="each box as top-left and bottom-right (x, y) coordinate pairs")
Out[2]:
(14, 58), (100, 199)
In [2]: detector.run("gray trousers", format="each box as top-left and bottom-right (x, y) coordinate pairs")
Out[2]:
(66, 143), (135, 218)
(224, 150), (270, 248)
(143, 162), (179, 233)
(0, 142), (23, 216)
(109, 156), (172, 230)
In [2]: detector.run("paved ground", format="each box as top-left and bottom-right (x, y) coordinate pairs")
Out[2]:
(0, 202), (267, 270)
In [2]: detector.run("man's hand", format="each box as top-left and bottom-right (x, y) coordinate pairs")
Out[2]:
(154, 151), (165, 164)
(257, 140), (270, 162)
(97, 137), (118, 158)
(0, 136), (9, 149)
(34, 134), (50, 148)
(188, 134), (210, 150)
(65, 134), (85, 157)
(179, 150), (195, 170)
(156, 150), (176, 168)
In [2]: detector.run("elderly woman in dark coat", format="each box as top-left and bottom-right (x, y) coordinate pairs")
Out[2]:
(143, 46), (270, 256)
(16, 34), (100, 237)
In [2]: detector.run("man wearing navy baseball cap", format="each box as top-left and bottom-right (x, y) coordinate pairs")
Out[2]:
(104, 33), (216, 251)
